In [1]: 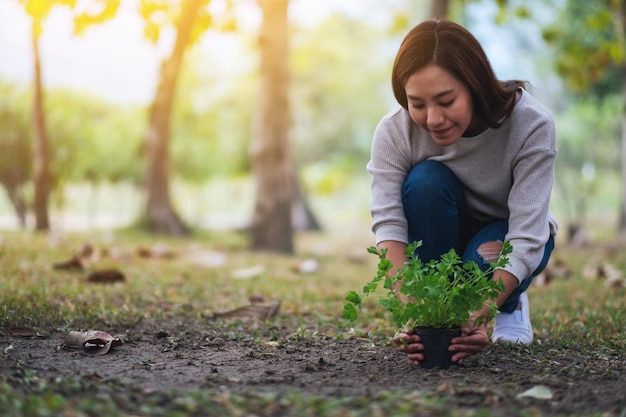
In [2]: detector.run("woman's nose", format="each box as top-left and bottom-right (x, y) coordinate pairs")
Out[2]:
(426, 106), (444, 127)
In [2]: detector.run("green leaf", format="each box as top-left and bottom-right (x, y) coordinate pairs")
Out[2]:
(367, 246), (379, 255)
(341, 303), (358, 321)
(344, 290), (361, 305)
(341, 241), (513, 329)
(362, 282), (377, 295)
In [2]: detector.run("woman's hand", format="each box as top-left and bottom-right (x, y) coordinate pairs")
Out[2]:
(393, 329), (424, 366)
(394, 321), (489, 367)
(449, 322), (489, 365)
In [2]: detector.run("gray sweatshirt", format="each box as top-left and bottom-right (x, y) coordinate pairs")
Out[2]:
(367, 89), (558, 283)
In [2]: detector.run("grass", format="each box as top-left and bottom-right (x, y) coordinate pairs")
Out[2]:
(0, 372), (529, 417)
(0, 228), (369, 329)
(1, 227), (625, 416)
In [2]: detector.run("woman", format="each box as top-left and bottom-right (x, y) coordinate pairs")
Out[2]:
(368, 19), (558, 366)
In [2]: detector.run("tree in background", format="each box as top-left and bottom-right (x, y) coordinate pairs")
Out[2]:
(250, 0), (293, 253)
(140, 0), (201, 235)
(553, 97), (621, 243)
(17, 0), (120, 231)
(430, 0), (450, 18)
(138, 0), (235, 235)
(0, 82), (31, 228)
(44, 89), (146, 226)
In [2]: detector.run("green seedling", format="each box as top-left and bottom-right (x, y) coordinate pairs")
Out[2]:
(343, 241), (511, 330)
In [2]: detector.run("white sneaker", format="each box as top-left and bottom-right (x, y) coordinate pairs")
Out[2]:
(491, 292), (533, 345)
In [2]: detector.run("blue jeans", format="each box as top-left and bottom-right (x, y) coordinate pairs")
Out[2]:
(402, 160), (554, 314)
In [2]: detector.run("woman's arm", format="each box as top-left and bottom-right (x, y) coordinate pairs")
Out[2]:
(376, 240), (408, 275)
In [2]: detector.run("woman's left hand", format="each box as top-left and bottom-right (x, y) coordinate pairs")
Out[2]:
(449, 322), (489, 365)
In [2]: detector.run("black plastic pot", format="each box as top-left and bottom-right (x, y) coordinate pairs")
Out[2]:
(413, 327), (462, 369)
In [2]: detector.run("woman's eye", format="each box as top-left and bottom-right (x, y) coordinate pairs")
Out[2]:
(440, 100), (455, 107)
(412, 104), (425, 110)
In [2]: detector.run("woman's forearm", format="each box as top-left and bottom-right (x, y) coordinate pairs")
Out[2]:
(376, 240), (408, 274)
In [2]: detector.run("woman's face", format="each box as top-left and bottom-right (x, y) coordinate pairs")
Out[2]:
(405, 64), (477, 146)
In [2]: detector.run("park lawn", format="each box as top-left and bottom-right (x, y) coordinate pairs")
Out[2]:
(0, 229), (625, 416)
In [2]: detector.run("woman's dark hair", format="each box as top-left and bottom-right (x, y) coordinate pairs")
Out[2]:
(392, 19), (526, 128)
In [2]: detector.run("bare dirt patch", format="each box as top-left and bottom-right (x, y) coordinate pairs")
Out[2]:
(2, 318), (625, 416)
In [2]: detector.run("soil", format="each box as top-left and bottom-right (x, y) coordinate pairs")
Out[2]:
(1, 318), (625, 417)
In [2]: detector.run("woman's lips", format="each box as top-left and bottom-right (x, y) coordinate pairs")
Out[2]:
(430, 126), (453, 137)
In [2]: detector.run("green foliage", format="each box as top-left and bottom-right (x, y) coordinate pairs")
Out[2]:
(0, 81), (32, 187)
(43, 88), (145, 186)
(170, 49), (255, 180)
(139, 0), (236, 46)
(542, 0), (624, 98)
(290, 14), (392, 171)
(343, 241), (510, 329)
(73, 0), (121, 35)
(20, 0), (119, 39)
(553, 94), (622, 223)
(0, 81), (146, 217)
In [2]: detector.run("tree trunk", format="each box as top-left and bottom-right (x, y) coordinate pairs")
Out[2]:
(31, 19), (52, 231)
(250, 0), (293, 253)
(291, 173), (321, 231)
(143, 0), (200, 235)
(430, 0), (450, 18)
(619, 66), (626, 234)
(0, 178), (27, 229)
(618, 2), (626, 234)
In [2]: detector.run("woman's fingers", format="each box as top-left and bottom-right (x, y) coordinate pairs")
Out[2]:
(449, 327), (489, 364)
(393, 333), (421, 346)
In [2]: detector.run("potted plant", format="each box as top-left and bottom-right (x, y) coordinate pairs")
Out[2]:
(342, 240), (511, 369)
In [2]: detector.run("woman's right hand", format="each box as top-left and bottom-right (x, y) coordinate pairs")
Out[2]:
(393, 329), (424, 366)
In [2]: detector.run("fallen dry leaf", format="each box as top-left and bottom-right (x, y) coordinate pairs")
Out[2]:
(534, 258), (571, 286)
(347, 251), (368, 264)
(99, 246), (133, 262)
(9, 327), (37, 337)
(137, 244), (176, 259)
(605, 274), (626, 289)
(249, 294), (267, 304)
(87, 268), (126, 284)
(53, 243), (95, 270)
(232, 265), (265, 280)
(64, 330), (123, 355)
(213, 300), (281, 321)
(292, 258), (321, 274)
(582, 258), (624, 288)
(517, 385), (553, 400)
(181, 249), (227, 268)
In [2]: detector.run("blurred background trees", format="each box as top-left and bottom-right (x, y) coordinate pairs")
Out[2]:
(541, 0), (626, 240)
(249, 0), (293, 252)
(16, 0), (120, 231)
(1, 0), (626, 250)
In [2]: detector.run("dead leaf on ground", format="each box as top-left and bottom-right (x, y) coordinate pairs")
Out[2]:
(213, 300), (281, 321)
(249, 294), (267, 304)
(64, 330), (123, 355)
(232, 265), (265, 280)
(291, 258), (321, 274)
(582, 259), (625, 288)
(181, 249), (227, 268)
(517, 385), (553, 400)
(347, 251), (368, 264)
(99, 246), (133, 262)
(137, 244), (176, 259)
(87, 268), (126, 284)
(53, 243), (95, 270)
(9, 327), (37, 337)
(605, 273), (626, 289)
(534, 258), (571, 287)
